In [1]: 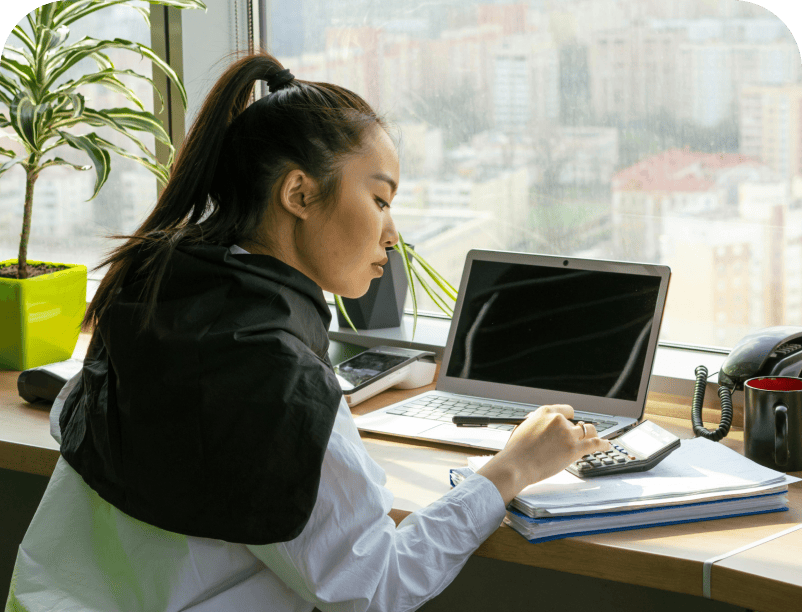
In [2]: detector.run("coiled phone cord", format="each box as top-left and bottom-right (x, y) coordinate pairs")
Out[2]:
(691, 365), (733, 441)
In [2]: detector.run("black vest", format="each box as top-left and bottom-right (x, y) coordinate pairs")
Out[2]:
(60, 244), (342, 544)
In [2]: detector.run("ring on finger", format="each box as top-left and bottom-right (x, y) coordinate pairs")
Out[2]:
(579, 421), (588, 440)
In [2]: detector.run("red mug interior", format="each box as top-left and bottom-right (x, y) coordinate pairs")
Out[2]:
(745, 377), (802, 392)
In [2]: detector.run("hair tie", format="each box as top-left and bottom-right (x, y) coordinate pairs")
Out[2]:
(267, 68), (295, 93)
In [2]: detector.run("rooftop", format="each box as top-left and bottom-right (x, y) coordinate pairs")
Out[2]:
(612, 149), (760, 193)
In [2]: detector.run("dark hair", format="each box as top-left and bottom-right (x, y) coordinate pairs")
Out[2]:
(85, 51), (385, 329)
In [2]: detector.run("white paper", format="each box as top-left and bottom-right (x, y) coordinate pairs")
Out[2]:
(533, 481), (794, 516)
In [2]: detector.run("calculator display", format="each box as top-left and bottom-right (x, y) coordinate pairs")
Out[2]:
(568, 420), (680, 477)
(617, 421), (677, 457)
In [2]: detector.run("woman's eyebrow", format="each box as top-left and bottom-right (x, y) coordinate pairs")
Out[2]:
(370, 173), (397, 194)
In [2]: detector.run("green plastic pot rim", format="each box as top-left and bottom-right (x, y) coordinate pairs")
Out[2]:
(0, 259), (88, 283)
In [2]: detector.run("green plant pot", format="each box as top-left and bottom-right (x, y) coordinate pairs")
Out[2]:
(0, 260), (87, 371)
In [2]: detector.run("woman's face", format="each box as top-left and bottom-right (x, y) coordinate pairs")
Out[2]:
(297, 125), (400, 299)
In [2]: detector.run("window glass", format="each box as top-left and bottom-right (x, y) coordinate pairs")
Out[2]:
(268, 0), (801, 348)
(1, 3), (157, 282)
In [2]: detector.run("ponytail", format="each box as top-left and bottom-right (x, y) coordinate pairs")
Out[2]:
(85, 52), (383, 330)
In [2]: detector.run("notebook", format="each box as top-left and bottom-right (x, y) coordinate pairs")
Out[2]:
(353, 249), (671, 451)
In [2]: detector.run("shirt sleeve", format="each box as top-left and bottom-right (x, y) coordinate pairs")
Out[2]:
(246, 426), (507, 612)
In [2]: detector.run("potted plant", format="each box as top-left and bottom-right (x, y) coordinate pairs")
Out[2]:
(0, 0), (205, 370)
(335, 234), (458, 339)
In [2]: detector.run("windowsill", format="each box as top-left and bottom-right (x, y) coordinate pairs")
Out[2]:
(327, 304), (739, 410)
(80, 295), (736, 410)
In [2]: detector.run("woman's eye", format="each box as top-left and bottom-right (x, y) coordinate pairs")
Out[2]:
(375, 197), (390, 210)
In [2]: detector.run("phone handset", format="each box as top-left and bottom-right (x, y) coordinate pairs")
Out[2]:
(691, 326), (802, 441)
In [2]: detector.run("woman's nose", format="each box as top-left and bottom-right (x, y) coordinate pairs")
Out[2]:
(383, 215), (399, 248)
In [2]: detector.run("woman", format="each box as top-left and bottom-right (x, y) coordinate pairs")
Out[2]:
(6, 53), (610, 612)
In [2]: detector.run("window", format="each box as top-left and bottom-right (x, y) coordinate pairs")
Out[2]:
(3, 0), (801, 351)
(256, 0), (800, 349)
(1, 2), (158, 281)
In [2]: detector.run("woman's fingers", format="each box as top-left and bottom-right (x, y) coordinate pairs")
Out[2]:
(575, 421), (598, 440)
(540, 404), (575, 420)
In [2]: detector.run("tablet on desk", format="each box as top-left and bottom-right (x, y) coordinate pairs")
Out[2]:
(334, 346), (436, 407)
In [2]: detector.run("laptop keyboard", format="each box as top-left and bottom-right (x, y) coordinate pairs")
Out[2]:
(386, 396), (617, 432)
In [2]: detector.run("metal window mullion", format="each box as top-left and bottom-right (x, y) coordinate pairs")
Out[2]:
(150, 5), (186, 175)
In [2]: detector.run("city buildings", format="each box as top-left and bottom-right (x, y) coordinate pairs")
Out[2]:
(611, 149), (793, 346)
(739, 84), (802, 179)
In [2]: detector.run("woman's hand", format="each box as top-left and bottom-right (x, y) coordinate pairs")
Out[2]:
(476, 404), (611, 505)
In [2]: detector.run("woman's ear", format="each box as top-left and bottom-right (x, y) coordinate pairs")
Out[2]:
(278, 168), (316, 220)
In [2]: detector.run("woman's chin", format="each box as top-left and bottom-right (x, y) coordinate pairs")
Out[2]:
(340, 283), (371, 300)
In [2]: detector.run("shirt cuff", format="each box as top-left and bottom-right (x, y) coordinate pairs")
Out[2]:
(449, 472), (508, 543)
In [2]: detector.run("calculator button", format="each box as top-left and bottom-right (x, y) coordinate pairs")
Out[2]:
(593, 452), (605, 457)
(589, 459), (602, 467)
(615, 457), (626, 463)
(602, 458), (614, 465)
(576, 461), (590, 470)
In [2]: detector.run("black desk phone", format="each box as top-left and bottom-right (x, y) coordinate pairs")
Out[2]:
(567, 420), (681, 478)
(692, 326), (802, 441)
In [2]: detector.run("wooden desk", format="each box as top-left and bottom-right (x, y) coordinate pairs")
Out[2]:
(1, 354), (800, 612)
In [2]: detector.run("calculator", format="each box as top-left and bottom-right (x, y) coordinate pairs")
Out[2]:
(567, 420), (681, 478)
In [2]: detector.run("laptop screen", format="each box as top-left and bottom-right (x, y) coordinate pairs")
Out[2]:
(444, 259), (663, 401)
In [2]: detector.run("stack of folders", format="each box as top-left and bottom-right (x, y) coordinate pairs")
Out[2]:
(450, 437), (800, 543)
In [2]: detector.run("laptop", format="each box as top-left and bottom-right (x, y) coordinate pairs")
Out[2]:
(353, 249), (671, 451)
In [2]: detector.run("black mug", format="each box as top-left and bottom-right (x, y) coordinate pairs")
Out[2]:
(744, 376), (802, 472)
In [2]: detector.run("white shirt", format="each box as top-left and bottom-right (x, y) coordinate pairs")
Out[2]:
(8, 363), (506, 612)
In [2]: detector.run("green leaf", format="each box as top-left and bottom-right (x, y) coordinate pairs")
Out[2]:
(0, 146), (17, 158)
(334, 294), (359, 334)
(0, 56), (35, 91)
(130, 5), (151, 27)
(408, 247), (458, 299)
(35, 24), (70, 58)
(48, 68), (159, 111)
(41, 93), (86, 140)
(89, 51), (114, 72)
(410, 265), (454, 317)
(54, 0), (206, 28)
(52, 1), (118, 26)
(43, 36), (189, 108)
(83, 107), (171, 145)
(39, 156), (92, 172)
(0, 156), (24, 177)
(9, 94), (37, 148)
(70, 107), (169, 163)
(89, 132), (170, 185)
(0, 72), (19, 99)
(56, 130), (111, 199)
(11, 26), (36, 53)
(51, 1), (100, 26)
(36, 2), (59, 29)
(46, 25), (70, 53)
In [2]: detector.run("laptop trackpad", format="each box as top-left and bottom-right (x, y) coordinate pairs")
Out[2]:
(357, 413), (442, 436)
(423, 423), (509, 451)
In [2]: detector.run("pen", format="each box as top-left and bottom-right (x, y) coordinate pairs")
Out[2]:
(453, 416), (584, 427)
